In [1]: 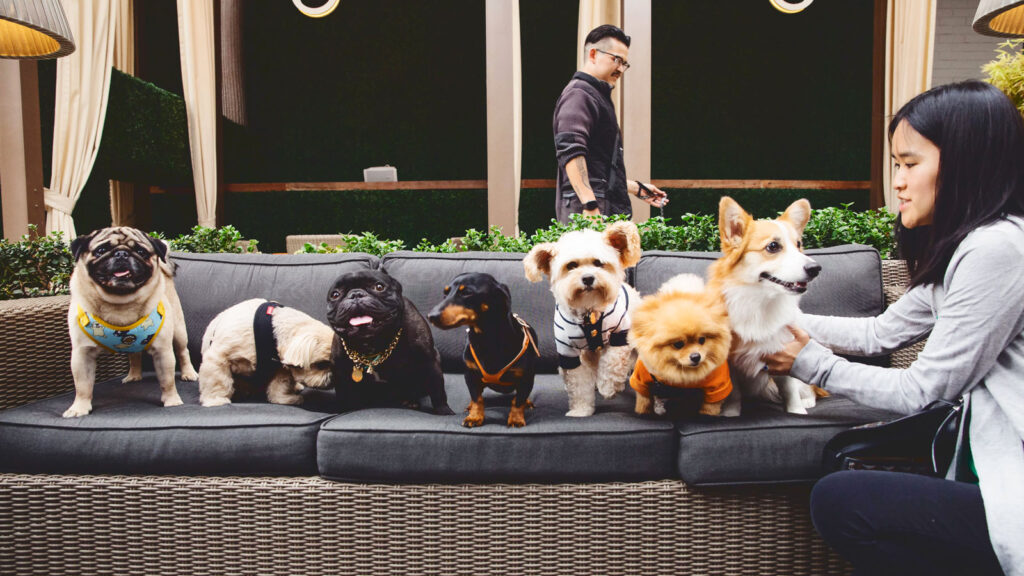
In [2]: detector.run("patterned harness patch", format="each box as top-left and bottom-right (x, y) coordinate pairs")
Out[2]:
(76, 302), (166, 354)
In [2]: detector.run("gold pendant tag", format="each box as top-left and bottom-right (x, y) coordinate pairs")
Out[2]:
(352, 365), (363, 382)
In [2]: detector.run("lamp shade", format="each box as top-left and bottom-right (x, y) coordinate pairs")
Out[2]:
(974, 0), (1024, 37)
(0, 0), (75, 59)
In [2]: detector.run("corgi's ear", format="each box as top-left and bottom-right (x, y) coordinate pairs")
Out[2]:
(718, 196), (751, 251)
(603, 221), (642, 269)
(524, 243), (556, 282)
(780, 199), (812, 234)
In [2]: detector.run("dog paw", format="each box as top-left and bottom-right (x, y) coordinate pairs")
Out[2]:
(462, 415), (485, 428)
(201, 397), (231, 407)
(720, 404), (741, 418)
(802, 396), (817, 409)
(270, 394), (303, 406)
(566, 407), (595, 417)
(162, 394), (184, 407)
(786, 405), (808, 415)
(122, 373), (142, 383)
(654, 397), (668, 416)
(507, 414), (526, 428)
(179, 367), (199, 382)
(699, 402), (723, 417)
(62, 402), (92, 418)
(432, 405), (455, 416)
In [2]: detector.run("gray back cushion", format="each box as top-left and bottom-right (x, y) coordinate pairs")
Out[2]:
(380, 252), (561, 374)
(171, 252), (379, 366)
(634, 245), (884, 317)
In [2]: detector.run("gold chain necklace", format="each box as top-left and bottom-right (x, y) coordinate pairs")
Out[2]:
(340, 328), (403, 382)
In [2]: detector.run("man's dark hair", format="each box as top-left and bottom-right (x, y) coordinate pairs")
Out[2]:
(891, 80), (1024, 287)
(584, 25), (630, 48)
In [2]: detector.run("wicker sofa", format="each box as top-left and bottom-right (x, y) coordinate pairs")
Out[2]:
(0, 246), (915, 576)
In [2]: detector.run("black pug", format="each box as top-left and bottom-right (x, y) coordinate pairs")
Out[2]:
(427, 273), (539, 427)
(327, 269), (453, 415)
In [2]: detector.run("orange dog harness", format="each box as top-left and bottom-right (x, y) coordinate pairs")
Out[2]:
(468, 314), (540, 385)
(630, 359), (733, 403)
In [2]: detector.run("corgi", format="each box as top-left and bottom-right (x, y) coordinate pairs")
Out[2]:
(707, 196), (827, 416)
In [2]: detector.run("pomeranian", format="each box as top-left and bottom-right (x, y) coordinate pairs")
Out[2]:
(628, 273), (732, 417)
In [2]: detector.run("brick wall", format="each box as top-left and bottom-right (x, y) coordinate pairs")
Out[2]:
(932, 0), (1004, 86)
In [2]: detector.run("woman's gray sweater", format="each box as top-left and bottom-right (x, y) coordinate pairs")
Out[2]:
(792, 216), (1024, 575)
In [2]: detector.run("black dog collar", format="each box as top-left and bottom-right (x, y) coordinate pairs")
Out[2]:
(252, 301), (283, 386)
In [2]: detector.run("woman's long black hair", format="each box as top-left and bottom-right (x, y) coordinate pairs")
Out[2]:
(891, 81), (1024, 288)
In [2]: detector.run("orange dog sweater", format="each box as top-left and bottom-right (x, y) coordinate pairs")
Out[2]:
(630, 359), (732, 403)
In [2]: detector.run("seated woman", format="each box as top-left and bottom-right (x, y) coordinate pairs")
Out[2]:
(765, 80), (1024, 576)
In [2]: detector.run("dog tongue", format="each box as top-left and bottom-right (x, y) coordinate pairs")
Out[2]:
(349, 316), (373, 326)
(113, 270), (131, 278)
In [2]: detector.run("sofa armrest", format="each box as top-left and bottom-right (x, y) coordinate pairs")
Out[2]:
(880, 259), (925, 369)
(0, 295), (127, 410)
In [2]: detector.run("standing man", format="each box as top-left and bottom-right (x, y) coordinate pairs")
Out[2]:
(553, 24), (668, 222)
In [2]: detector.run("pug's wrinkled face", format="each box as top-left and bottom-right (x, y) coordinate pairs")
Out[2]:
(327, 270), (405, 344)
(71, 227), (167, 295)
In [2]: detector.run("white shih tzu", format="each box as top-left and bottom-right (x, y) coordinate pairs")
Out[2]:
(198, 298), (335, 406)
(523, 221), (642, 416)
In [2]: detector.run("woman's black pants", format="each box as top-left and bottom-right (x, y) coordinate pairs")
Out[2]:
(811, 470), (1004, 575)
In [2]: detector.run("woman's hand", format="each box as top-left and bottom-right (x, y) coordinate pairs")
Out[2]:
(762, 325), (810, 376)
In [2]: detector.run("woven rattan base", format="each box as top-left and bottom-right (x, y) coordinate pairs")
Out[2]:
(0, 295), (127, 410)
(0, 475), (848, 576)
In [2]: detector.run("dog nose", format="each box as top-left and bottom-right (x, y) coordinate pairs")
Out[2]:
(804, 261), (822, 279)
(689, 352), (701, 364)
(427, 311), (440, 323)
(581, 275), (595, 287)
(348, 289), (368, 299)
(113, 249), (129, 259)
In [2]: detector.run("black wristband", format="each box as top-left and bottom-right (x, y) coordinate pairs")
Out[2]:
(583, 200), (599, 211)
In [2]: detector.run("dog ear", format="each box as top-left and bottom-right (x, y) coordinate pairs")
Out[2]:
(497, 281), (512, 308)
(280, 331), (325, 369)
(603, 221), (642, 269)
(780, 198), (812, 235)
(523, 243), (556, 282)
(147, 235), (169, 262)
(70, 232), (97, 262)
(718, 196), (751, 251)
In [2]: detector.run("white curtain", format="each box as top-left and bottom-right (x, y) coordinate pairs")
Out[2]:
(109, 0), (134, 226)
(578, 0), (623, 126)
(883, 0), (936, 211)
(177, 0), (218, 228)
(45, 0), (117, 238)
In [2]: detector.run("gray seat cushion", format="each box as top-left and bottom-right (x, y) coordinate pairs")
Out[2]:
(0, 376), (337, 475)
(675, 394), (899, 485)
(171, 251), (379, 366)
(317, 374), (677, 483)
(380, 251), (561, 374)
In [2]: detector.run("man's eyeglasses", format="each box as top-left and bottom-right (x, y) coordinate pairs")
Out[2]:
(595, 48), (630, 70)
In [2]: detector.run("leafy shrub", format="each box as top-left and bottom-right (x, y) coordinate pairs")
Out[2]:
(344, 207), (894, 256)
(983, 39), (1024, 118)
(803, 204), (897, 258)
(159, 225), (259, 254)
(299, 232), (405, 257)
(0, 226), (73, 300)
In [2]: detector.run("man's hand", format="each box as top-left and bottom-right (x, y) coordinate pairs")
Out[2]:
(632, 181), (669, 208)
(762, 325), (810, 376)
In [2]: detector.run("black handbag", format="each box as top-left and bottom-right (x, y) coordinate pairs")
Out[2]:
(822, 398), (964, 477)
